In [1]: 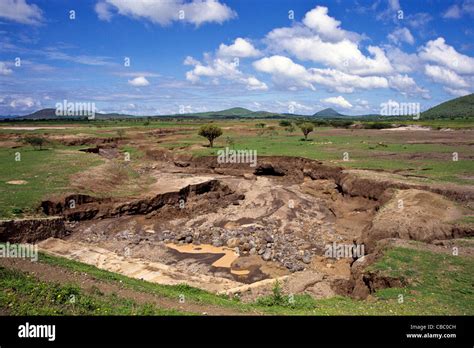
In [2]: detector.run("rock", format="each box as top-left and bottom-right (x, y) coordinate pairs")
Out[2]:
(257, 248), (265, 255)
(264, 235), (274, 243)
(212, 239), (223, 247)
(185, 236), (193, 243)
(262, 248), (272, 261)
(243, 173), (255, 180)
(286, 271), (324, 293)
(249, 247), (256, 255)
(241, 242), (250, 252)
(226, 237), (240, 248)
(302, 254), (312, 264)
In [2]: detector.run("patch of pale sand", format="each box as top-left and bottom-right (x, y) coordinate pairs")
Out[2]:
(6, 180), (28, 185)
(38, 238), (241, 292)
(386, 125), (431, 131)
(166, 243), (238, 268)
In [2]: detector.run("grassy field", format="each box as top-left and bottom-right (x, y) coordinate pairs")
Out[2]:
(0, 146), (103, 218)
(0, 267), (187, 315)
(1, 244), (471, 315)
(161, 123), (474, 185)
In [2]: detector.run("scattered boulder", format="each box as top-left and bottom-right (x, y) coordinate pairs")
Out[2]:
(226, 237), (240, 248)
(262, 248), (272, 261)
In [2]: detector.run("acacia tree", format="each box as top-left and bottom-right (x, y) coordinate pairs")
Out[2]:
(198, 124), (222, 148)
(299, 123), (314, 140)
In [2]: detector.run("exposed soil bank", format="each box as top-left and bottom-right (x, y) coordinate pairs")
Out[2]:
(146, 150), (474, 204)
(0, 217), (65, 243)
(41, 179), (242, 222)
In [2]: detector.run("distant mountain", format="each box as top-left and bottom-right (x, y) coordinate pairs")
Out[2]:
(213, 107), (253, 116)
(13, 108), (137, 120)
(189, 107), (254, 118)
(5, 94), (473, 121)
(421, 93), (474, 119)
(17, 108), (59, 120)
(313, 108), (344, 117)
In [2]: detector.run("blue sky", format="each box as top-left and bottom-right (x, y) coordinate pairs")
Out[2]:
(0, 0), (473, 116)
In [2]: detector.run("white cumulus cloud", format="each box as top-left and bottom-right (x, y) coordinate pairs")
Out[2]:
(217, 38), (261, 58)
(185, 56), (267, 90)
(265, 6), (393, 76)
(418, 37), (474, 75)
(128, 76), (150, 87)
(321, 96), (353, 109)
(424, 65), (469, 88)
(0, 62), (13, 75)
(253, 55), (388, 93)
(0, 0), (42, 25)
(387, 27), (415, 45)
(95, 0), (236, 26)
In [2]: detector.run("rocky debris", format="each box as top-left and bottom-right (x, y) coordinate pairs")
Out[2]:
(156, 219), (329, 272)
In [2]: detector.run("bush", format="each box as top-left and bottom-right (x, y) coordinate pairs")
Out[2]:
(116, 129), (126, 138)
(311, 120), (329, 127)
(279, 120), (292, 127)
(328, 120), (353, 128)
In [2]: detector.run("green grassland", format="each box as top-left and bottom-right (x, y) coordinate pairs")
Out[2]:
(0, 146), (103, 218)
(162, 124), (474, 185)
(1, 245), (472, 315)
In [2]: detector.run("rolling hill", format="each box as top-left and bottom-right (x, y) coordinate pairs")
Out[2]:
(421, 93), (474, 119)
(5, 94), (473, 121)
(313, 108), (344, 117)
(14, 108), (137, 120)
